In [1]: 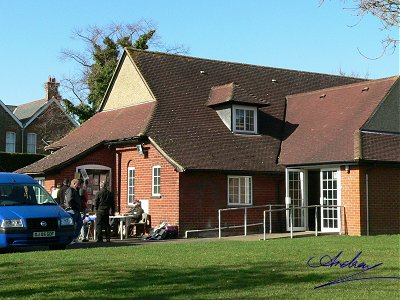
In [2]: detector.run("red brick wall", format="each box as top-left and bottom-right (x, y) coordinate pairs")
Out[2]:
(0, 107), (21, 152)
(44, 146), (115, 193)
(367, 166), (400, 234)
(116, 144), (180, 228)
(116, 144), (285, 235)
(179, 172), (285, 234)
(341, 165), (399, 235)
(341, 166), (364, 235)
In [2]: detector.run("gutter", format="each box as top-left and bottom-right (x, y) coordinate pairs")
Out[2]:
(21, 128), (24, 153)
(366, 171), (369, 236)
(365, 165), (376, 236)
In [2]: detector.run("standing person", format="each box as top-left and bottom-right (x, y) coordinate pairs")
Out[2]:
(65, 179), (83, 244)
(79, 180), (90, 242)
(51, 183), (61, 202)
(95, 181), (115, 242)
(57, 178), (70, 208)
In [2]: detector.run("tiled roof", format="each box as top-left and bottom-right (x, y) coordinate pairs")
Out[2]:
(127, 49), (364, 172)
(18, 50), (366, 174)
(361, 131), (400, 162)
(13, 99), (47, 124)
(17, 102), (155, 174)
(279, 77), (398, 166)
(207, 82), (269, 107)
(6, 105), (17, 111)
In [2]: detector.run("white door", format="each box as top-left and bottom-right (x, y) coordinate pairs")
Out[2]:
(285, 169), (307, 231)
(320, 169), (341, 232)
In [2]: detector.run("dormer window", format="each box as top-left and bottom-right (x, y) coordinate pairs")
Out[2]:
(233, 105), (257, 134)
(206, 82), (270, 135)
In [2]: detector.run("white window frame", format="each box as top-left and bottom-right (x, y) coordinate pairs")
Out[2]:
(152, 165), (161, 197)
(34, 177), (45, 204)
(27, 133), (37, 154)
(227, 176), (253, 205)
(233, 105), (257, 134)
(127, 167), (135, 206)
(5, 131), (16, 153)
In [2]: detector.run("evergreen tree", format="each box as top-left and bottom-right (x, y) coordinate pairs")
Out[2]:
(62, 24), (156, 124)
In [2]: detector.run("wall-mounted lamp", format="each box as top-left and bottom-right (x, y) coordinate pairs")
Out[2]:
(345, 165), (350, 174)
(137, 144), (144, 155)
(137, 144), (148, 158)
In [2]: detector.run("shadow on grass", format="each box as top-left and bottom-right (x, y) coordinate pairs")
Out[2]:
(3, 259), (395, 299)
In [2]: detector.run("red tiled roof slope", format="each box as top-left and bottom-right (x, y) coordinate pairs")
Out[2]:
(279, 77), (398, 166)
(207, 82), (269, 107)
(361, 132), (400, 162)
(127, 49), (364, 172)
(17, 102), (155, 173)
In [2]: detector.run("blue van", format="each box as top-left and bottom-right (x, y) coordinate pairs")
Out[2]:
(0, 173), (74, 250)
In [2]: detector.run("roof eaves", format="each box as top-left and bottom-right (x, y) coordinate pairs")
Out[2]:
(43, 142), (105, 174)
(0, 99), (23, 127)
(148, 136), (185, 172)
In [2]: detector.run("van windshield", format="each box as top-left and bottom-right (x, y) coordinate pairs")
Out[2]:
(0, 184), (57, 206)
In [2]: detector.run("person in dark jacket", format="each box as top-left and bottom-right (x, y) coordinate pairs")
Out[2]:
(95, 181), (115, 242)
(65, 179), (83, 243)
(57, 178), (70, 208)
(127, 200), (144, 236)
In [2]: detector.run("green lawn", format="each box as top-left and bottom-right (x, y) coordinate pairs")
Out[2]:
(0, 235), (399, 299)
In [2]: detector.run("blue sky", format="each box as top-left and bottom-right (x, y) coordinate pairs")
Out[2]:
(0, 0), (398, 106)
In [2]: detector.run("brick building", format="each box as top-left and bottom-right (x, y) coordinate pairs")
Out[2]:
(0, 77), (77, 155)
(17, 50), (399, 236)
(280, 77), (400, 235)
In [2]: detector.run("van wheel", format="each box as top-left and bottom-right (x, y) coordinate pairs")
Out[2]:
(49, 244), (67, 250)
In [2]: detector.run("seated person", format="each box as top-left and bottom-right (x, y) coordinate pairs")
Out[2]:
(128, 200), (144, 236)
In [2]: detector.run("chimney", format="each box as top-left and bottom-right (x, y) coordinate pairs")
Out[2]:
(45, 76), (61, 100)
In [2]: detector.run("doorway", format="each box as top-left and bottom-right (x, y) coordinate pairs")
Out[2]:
(307, 170), (320, 231)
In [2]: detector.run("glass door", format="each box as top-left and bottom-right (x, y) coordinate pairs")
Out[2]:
(285, 169), (307, 231)
(320, 169), (341, 232)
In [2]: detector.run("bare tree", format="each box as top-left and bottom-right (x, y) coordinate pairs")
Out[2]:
(320, 0), (399, 58)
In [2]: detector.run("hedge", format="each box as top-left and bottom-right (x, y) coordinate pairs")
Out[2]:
(0, 152), (46, 172)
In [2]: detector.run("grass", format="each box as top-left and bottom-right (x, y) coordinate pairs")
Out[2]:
(0, 235), (399, 299)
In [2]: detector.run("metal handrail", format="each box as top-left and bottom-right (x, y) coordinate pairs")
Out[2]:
(263, 205), (345, 240)
(218, 204), (286, 239)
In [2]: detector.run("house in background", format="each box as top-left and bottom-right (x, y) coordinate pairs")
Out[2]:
(280, 77), (400, 236)
(0, 77), (78, 155)
(17, 49), (399, 236)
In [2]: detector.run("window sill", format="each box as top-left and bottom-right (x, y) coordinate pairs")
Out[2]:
(151, 195), (162, 199)
(227, 203), (253, 207)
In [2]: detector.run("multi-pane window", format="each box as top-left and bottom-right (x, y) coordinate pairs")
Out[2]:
(34, 177), (45, 204)
(152, 166), (161, 196)
(27, 133), (37, 154)
(322, 170), (339, 229)
(233, 105), (257, 134)
(228, 176), (252, 205)
(5, 131), (16, 153)
(127, 167), (135, 205)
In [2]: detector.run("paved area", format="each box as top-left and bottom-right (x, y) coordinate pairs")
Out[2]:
(2, 231), (339, 253)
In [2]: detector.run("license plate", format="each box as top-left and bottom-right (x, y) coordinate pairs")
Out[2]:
(33, 231), (55, 238)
